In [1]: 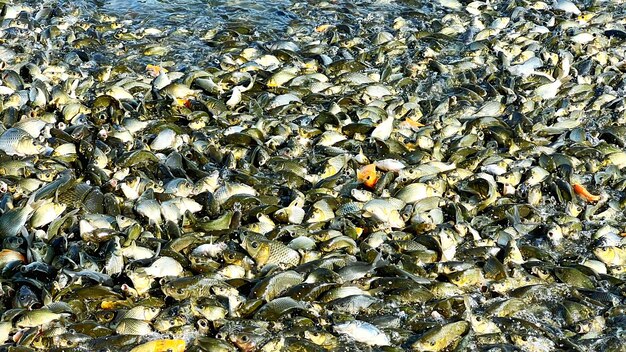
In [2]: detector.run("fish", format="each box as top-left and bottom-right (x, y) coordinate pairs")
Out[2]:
(371, 114), (394, 141)
(115, 318), (152, 335)
(146, 64), (168, 77)
(357, 164), (379, 188)
(16, 309), (68, 328)
(1, 0), (626, 350)
(0, 249), (25, 269)
(333, 320), (390, 346)
(0, 128), (44, 156)
(411, 321), (470, 351)
(144, 257), (184, 278)
(593, 246), (626, 267)
(572, 183), (601, 202)
(0, 204), (34, 238)
(130, 339), (185, 352)
(161, 275), (238, 300)
(553, 0), (581, 15)
(214, 183), (258, 205)
(242, 234), (301, 268)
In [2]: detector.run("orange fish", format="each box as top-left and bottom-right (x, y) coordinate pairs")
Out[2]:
(357, 164), (379, 188)
(175, 98), (192, 108)
(145, 64), (167, 77)
(572, 183), (601, 202)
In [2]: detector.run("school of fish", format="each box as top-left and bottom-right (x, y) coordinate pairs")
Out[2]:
(0, 0), (624, 351)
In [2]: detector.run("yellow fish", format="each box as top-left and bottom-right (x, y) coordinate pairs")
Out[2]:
(130, 339), (185, 352)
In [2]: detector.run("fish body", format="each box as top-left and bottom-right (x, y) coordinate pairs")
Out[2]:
(553, 0), (581, 15)
(17, 309), (66, 327)
(130, 339), (185, 352)
(357, 164), (379, 188)
(214, 182), (257, 205)
(411, 321), (470, 351)
(334, 320), (390, 346)
(0, 128), (43, 156)
(243, 234), (301, 268)
(572, 183), (600, 202)
(371, 114), (394, 141)
(162, 275), (238, 300)
(0, 205), (33, 238)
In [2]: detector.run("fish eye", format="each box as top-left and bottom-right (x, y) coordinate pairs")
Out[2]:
(251, 241), (259, 249)
(176, 288), (184, 294)
(241, 335), (250, 342)
(216, 333), (225, 339)
(430, 341), (435, 346)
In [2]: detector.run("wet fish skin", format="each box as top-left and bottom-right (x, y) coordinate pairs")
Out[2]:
(242, 234), (301, 268)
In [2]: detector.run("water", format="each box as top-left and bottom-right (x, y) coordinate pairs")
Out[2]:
(16, 0), (282, 70)
(97, 0), (296, 33)
(52, 0), (427, 69)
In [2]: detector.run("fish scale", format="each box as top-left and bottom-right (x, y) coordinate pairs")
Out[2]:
(58, 183), (92, 205)
(0, 128), (40, 156)
(250, 270), (304, 301)
(243, 234), (301, 268)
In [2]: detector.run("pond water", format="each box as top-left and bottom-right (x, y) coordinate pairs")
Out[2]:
(54, 0), (430, 68)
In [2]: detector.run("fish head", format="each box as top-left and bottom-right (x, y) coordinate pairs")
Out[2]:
(161, 276), (196, 300)
(242, 235), (270, 267)
(357, 164), (378, 188)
